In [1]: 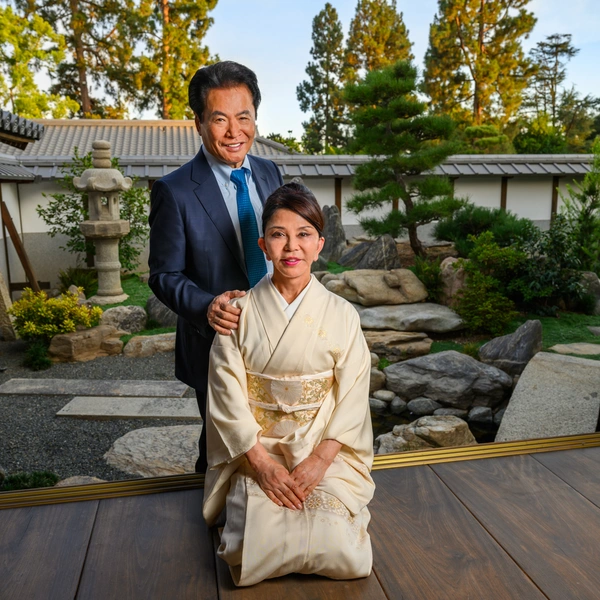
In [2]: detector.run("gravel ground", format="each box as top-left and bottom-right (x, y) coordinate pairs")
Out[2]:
(0, 340), (198, 483)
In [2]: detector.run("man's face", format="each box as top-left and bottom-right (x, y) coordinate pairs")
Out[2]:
(196, 85), (256, 168)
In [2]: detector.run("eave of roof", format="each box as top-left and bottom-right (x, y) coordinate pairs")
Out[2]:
(0, 110), (45, 150)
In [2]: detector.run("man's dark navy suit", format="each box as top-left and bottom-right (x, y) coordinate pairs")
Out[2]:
(148, 148), (283, 470)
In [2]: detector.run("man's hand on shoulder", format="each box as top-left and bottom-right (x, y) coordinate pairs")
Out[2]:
(207, 290), (246, 335)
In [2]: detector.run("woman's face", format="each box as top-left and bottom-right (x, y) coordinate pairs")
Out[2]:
(258, 208), (325, 284)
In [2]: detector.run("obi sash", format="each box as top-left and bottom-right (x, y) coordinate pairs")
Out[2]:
(246, 370), (334, 438)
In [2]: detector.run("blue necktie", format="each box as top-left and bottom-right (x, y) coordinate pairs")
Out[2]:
(230, 168), (267, 287)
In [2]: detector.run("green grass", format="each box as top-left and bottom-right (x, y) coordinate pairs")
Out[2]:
(120, 326), (176, 345)
(0, 471), (59, 491)
(327, 261), (353, 274)
(93, 273), (153, 310)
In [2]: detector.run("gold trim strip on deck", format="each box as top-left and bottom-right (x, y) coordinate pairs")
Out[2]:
(2, 433), (600, 510)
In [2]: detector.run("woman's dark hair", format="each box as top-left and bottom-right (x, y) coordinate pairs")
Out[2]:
(262, 183), (324, 237)
(188, 61), (261, 119)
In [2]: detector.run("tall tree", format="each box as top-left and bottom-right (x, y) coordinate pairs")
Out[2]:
(134, 0), (217, 119)
(0, 3), (79, 117)
(296, 3), (346, 154)
(345, 61), (465, 257)
(423, 0), (536, 126)
(16, 0), (141, 117)
(345, 0), (413, 84)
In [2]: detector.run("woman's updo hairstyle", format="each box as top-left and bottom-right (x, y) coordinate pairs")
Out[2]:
(262, 182), (324, 237)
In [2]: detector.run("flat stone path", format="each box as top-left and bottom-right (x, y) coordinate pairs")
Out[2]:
(549, 343), (600, 356)
(0, 378), (188, 398)
(57, 397), (200, 420)
(496, 352), (600, 442)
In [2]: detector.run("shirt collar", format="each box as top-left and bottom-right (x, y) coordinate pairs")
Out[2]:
(202, 145), (252, 186)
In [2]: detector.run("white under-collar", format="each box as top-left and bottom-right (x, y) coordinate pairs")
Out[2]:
(269, 275), (313, 321)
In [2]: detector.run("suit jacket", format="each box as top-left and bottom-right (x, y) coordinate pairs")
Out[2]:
(148, 148), (283, 390)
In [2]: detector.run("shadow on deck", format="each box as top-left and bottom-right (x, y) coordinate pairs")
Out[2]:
(2, 434), (600, 600)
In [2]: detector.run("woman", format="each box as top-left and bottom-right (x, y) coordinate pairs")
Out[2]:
(203, 183), (375, 586)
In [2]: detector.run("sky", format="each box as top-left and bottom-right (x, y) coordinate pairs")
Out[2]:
(197, 0), (600, 140)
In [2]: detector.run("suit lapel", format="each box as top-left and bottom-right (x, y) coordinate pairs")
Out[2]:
(191, 150), (246, 276)
(249, 155), (272, 205)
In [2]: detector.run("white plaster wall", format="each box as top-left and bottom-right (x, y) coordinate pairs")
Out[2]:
(18, 180), (63, 233)
(454, 177), (502, 209)
(505, 177), (553, 221)
(556, 175), (585, 214)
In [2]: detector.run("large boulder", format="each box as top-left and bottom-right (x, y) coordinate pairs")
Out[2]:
(338, 235), (401, 270)
(146, 294), (178, 327)
(104, 425), (200, 477)
(49, 325), (126, 362)
(439, 257), (467, 307)
(478, 319), (542, 377)
(580, 271), (600, 315)
(327, 269), (428, 307)
(363, 330), (432, 363)
(320, 205), (347, 263)
(101, 305), (147, 333)
(384, 350), (512, 409)
(376, 415), (476, 454)
(354, 303), (464, 333)
(123, 332), (176, 358)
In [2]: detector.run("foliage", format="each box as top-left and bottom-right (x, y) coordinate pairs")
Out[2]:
(23, 339), (52, 371)
(461, 124), (512, 154)
(345, 61), (466, 257)
(0, 470), (59, 491)
(297, 3), (347, 154)
(423, 0), (536, 127)
(134, 0), (218, 119)
(9, 288), (102, 343)
(377, 357), (391, 371)
(58, 267), (98, 298)
(434, 204), (535, 257)
(513, 114), (567, 154)
(265, 132), (302, 153)
(560, 141), (600, 274)
(37, 148), (150, 272)
(558, 87), (600, 153)
(461, 342), (481, 359)
(411, 256), (443, 303)
(326, 262), (353, 275)
(0, 4), (79, 117)
(344, 0), (413, 84)
(120, 326), (176, 345)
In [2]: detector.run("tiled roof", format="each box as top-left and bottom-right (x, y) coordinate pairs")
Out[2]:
(0, 110), (45, 150)
(0, 161), (35, 181)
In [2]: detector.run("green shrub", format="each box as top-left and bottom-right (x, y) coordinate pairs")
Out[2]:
(411, 256), (443, 303)
(461, 342), (481, 359)
(58, 267), (98, 298)
(23, 340), (52, 371)
(9, 288), (103, 343)
(0, 470), (60, 491)
(434, 204), (535, 257)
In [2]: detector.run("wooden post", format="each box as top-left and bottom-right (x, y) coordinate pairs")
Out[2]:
(334, 177), (342, 212)
(0, 189), (41, 293)
(500, 177), (509, 211)
(551, 176), (560, 221)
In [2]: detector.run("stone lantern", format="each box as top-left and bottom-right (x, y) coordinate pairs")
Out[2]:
(75, 140), (131, 304)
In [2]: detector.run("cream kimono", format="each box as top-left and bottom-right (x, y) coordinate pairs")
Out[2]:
(203, 275), (375, 587)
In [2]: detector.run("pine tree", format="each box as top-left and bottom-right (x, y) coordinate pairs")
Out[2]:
(345, 61), (466, 257)
(423, 0), (536, 126)
(296, 3), (346, 154)
(134, 0), (218, 119)
(345, 0), (413, 84)
(0, 4), (79, 117)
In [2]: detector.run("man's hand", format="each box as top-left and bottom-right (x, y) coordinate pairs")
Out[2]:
(291, 439), (342, 497)
(207, 290), (246, 335)
(246, 442), (305, 509)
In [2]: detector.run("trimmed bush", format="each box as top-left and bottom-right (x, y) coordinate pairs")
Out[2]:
(410, 256), (443, 303)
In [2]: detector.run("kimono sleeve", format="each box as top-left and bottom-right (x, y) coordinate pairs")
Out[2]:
(206, 326), (262, 468)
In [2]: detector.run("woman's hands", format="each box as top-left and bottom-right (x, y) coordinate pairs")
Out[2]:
(246, 442), (305, 510)
(291, 439), (342, 497)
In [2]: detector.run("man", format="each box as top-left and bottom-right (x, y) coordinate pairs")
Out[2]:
(148, 61), (283, 473)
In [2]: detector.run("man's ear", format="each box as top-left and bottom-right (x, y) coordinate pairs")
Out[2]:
(194, 113), (202, 134)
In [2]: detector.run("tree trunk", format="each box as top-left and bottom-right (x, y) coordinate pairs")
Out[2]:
(69, 0), (91, 115)
(161, 0), (171, 119)
(473, 0), (485, 125)
(407, 224), (424, 258)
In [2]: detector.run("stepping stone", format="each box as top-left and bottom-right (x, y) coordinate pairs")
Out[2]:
(549, 343), (600, 356)
(0, 378), (188, 397)
(496, 352), (600, 442)
(587, 326), (600, 337)
(57, 396), (200, 420)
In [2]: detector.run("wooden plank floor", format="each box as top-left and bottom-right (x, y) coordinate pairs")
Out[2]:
(3, 446), (600, 599)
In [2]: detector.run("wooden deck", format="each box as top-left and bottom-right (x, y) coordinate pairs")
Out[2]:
(2, 436), (600, 599)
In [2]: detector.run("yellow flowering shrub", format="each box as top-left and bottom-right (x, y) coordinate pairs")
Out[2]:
(9, 288), (103, 342)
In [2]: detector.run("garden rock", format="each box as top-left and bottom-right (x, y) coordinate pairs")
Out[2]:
(311, 255), (328, 272)
(407, 397), (442, 415)
(338, 242), (370, 268)
(390, 397), (408, 415)
(0, 272), (16, 341)
(49, 325), (126, 362)
(369, 367), (386, 394)
(580, 271), (600, 315)
(439, 257), (467, 307)
(101, 305), (147, 333)
(55, 476), (106, 487)
(104, 425), (200, 477)
(354, 303), (464, 333)
(328, 269), (427, 307)
(370, 352), (379, 367)
(363, 330), (432, 363)
(369, 398), (388, 415)
(139, 273), (150, 284)
(311, 271), (329, 283)
(375, 415), (476, 454)
(493, 408), (506, 426)
(434, 408), (468, 418)
(320, 273), (340, 287)
(354, 235), (401, 270)
(123, 332), (176, 358)
(549, 343), (600, 356)
(320, 205), (347, 263)
(479, 319), (542, 377)
(468, 406), (493, 424)
(373, 389), (395, 402)
(588, 326), (600, 336)
(384, 350), (512, 410)
(68, 284), (87, 304)
(146, 294), (178, 327)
